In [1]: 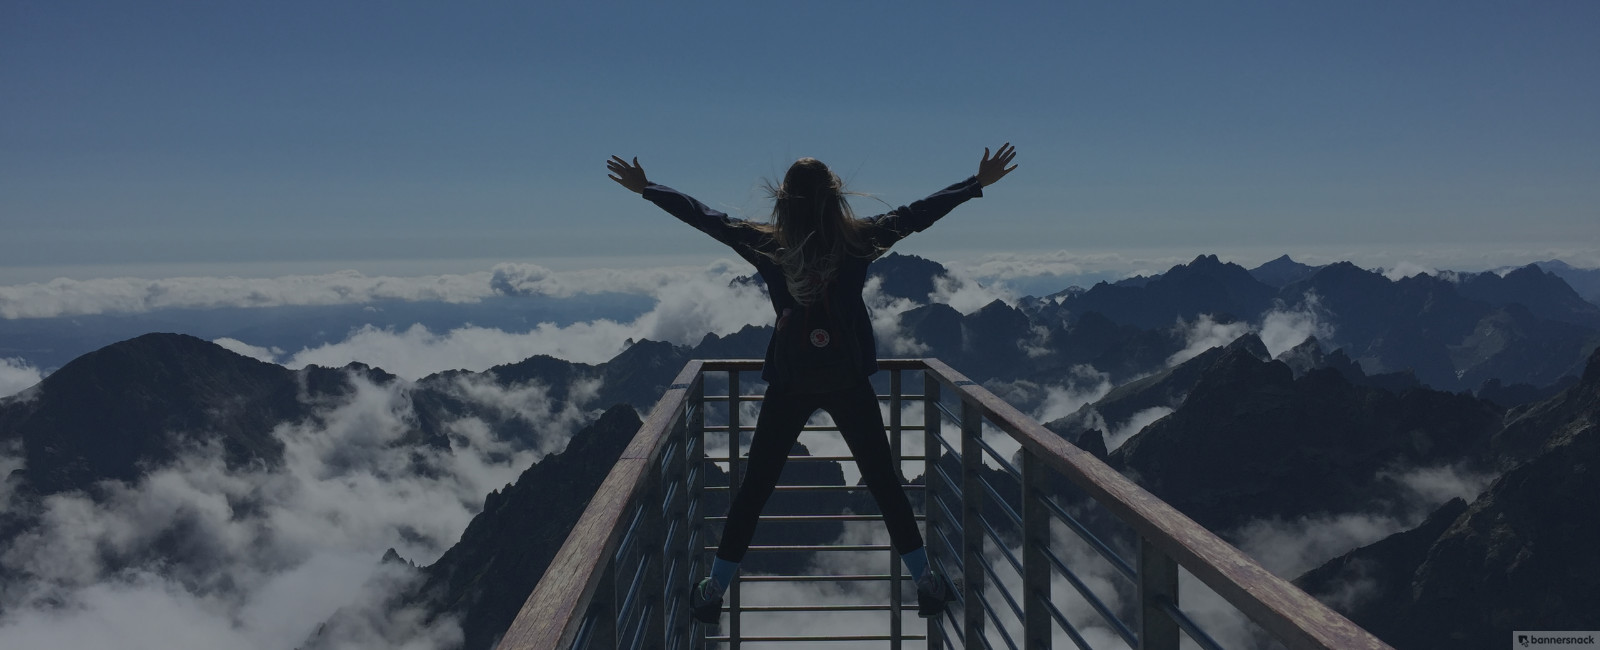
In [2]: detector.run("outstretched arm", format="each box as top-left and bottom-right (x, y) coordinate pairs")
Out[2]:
(977, 143), (1018, 187)
(607, 155), (766, 264)
(869, 143), (1018, 246)
(606, 155), (649, 194)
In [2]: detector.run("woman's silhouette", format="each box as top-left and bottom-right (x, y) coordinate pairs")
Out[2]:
(606, 144), (1017, 625)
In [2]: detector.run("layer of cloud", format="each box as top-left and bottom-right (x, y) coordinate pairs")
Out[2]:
(0, 370), (599, 649)
(0, 357), (44, 399)
(929, 268), (1016, 314)
(217, 266), (774, 379)
(1231, 463), (1496, 579)
(0, 262), (736, 320)
(1167, 294), (1335, 367)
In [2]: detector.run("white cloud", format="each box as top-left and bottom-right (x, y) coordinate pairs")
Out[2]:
(1258, 293), (1334, 359)
(0, 261), (747, 320)
(0, 369), (596, 649)
(1032, 366), (1114, 423)
(1165, 293), (1336, 367)
(0, 357), (43, 399)
(863, 276), (930, 356)
(0, 271), (495, 319)
(1167, 315), (1252, 367)
(213, 338), (284, 364)
(1380, 261), (1435, 281)
(270, 266), (773, 379)
(1231, 463), (1495, 579)
(1104, 406), (1174, 452)
(929, 270), (1015, 314)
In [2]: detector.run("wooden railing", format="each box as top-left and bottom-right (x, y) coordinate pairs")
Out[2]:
(494, 359), (1393, 650)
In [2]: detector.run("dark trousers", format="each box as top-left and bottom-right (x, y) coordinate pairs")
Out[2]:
(715, 377), (925, 563)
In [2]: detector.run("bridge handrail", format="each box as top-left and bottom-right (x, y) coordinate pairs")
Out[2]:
(913, 358), (1390, 650)
(496, 358), (1392, 650)
(495, 360), (706, 649)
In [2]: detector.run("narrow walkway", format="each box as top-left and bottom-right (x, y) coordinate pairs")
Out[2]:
(495, 359), (1392, 650)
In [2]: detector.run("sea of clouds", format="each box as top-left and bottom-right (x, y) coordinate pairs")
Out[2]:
(0, 252), (1518, 648)
(0, 371), (599, 648)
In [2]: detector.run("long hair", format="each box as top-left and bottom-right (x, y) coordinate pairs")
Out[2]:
(746, 158), (882, 305)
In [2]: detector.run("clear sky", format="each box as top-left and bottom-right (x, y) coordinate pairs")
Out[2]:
(4, 1), (1598, 282)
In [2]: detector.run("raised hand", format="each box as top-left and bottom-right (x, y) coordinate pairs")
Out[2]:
(607, 155), (649, 194)
(976, 143), (1018, 187)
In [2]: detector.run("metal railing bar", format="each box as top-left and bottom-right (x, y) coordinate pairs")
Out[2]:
(707, 514), (926, 523)
(975, 581), (1021, 650)
(930, 428), (962, 457)
(615, 498), (650, 560)
(702, 634), (930, 643)
(571, 613), (598, 650)
(977, 514), (1024, 579)
(972, 546), (1026, 627)
(931, 555), (967, 641)
(1043, 596), (1097, 650)
(614, 553), (650, 629)
(703, 424), (837, 433)
(932, 400), (963, 428)
(970, 433), (1023, 481)
(1039, 496), (1137, 581)
(1039, 544), (1138, 646)
(731, 604), (898, 612)
(707, 422), (934, 435)
(703, 484), (927, 493)
(932, 494), (963, 540)
(977, 474), (1024, 530)
(704, 544), (893, 553)
(700, 394), (765, 402)
(932, 464), (963, 501)
(659, 481), (680, 519)
(931, 529), (965, 601)
(723, 454), (931, 463)
(623, 603), (652, 650)
(1159, 597), (1228, 650)
(738, 573), (913, 583)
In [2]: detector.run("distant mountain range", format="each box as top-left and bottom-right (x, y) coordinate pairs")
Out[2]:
(3, 252), (1598, 648)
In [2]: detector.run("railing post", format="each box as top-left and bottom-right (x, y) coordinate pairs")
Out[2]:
(726, 370), (742, 650)
(662, 407), (692, 650)
(591, 560), (619, 649)
(640, 463), (666, 648)
(1021, 452), (1052, 650)
(685, 377), (706, 650)
(1138, 536), (1180, 650)
(960, 397), (986, 650)
(889, 369), (904, 650)
(923, 370), (945, 650)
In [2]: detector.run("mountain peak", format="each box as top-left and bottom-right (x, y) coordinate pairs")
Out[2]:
(3, 333), (301, 495)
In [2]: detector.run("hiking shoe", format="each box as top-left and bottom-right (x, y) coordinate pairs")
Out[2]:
(689, 577), (723, 625)
(916, 571), (956, 618)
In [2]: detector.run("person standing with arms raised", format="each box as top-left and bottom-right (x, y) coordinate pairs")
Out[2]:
(606, 144), (1018, 624)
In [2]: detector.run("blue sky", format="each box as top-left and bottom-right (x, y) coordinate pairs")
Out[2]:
(4, 1), (1598, 282)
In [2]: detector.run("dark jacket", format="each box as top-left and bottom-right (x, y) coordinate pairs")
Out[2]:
(643, 177), (983, 385)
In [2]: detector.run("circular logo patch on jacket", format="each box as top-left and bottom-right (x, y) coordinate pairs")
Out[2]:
(809, 329), (831, 348)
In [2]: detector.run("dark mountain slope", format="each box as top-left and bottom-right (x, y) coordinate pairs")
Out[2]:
(1295, 349), (1600, 649)
(1059, 254), (1278, 330)
(0, 333), (308, 496)
(1108, 341), (1503, 531)
(395, 404), (643, 650)
(1456, 264), (1600, 328)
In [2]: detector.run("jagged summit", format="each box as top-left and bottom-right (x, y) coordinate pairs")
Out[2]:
(1249, 254), (1322, 288)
